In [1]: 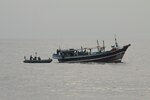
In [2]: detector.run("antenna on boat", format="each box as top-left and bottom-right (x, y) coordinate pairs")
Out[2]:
(59, 45), (61, 50)
(114, 34), (118, 47)
(35, 52), (37, 56)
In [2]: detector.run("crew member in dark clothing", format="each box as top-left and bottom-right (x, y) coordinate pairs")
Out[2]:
(38, 57), (41, 60)
(30, 55), (33, 60)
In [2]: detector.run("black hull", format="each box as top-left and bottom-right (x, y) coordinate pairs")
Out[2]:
(24, 59), (52, 63)
(57, 44), (130, 63)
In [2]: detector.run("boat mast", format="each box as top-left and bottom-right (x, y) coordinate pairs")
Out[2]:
(114, 34), (118, 47)
(81, 46), (83, 52)
(103, 40), (105, 52)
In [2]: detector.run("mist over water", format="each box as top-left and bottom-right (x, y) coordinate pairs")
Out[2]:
(0, 37), (150, 100)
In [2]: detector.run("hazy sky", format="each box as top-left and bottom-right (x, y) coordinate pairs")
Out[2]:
(0, 0), (150, 39)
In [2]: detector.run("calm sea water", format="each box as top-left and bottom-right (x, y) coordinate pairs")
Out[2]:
(0, 38), (150, 100)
